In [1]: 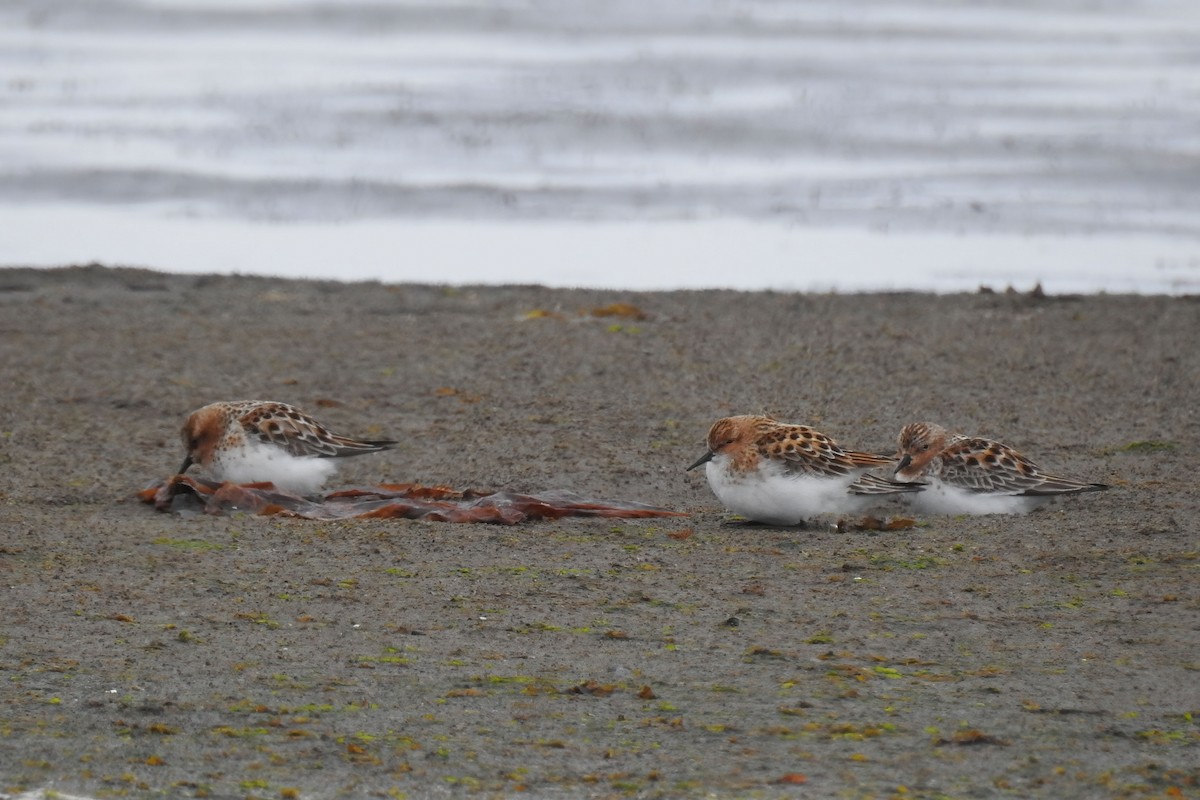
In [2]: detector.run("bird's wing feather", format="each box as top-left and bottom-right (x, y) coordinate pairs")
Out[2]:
(936, 437), (1100, 496)
(763, 426), (891, 478)
(239, 402), (394, 459)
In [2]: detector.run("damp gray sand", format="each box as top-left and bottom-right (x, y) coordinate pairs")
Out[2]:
(0, 266), (1196, 798)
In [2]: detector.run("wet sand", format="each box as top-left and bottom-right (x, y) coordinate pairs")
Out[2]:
(0, 266), (1197, 798)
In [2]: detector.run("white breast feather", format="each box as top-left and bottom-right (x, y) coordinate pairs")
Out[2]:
(911, 479), (1049, 516)
(211, 438), (336, 495)
(705, 455), (869, 525)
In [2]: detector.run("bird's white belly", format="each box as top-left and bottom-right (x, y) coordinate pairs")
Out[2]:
(910, 479), (1048, 516)
(211, 439), (336, 495)
(705, 460), (864, 525)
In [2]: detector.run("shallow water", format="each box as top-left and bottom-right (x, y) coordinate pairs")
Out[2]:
(1, 0), (1197, 292)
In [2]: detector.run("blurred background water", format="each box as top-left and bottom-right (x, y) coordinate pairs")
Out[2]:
(1, 0), (1197, 292)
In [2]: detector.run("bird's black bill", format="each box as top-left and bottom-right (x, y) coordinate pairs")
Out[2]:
(686, 451), (714, 472)
(178, 454), (194, 475)
(894, 454), (912, 475)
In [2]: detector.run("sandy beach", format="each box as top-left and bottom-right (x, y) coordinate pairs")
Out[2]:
(0, 266), (1196, 798)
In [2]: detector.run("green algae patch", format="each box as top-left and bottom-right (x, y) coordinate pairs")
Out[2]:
(151, 537), (223, 551)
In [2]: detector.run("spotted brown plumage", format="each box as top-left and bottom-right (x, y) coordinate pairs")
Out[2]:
(234, 401), (395, 459)
(759, 422), (892, 478)
(687, 415), (920, 525)
(894, 421), (1108, 515)
(178, 400), (396, 494)
(693, 415), (893, 479)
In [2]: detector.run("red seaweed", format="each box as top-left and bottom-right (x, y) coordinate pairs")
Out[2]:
(139, 475), (686, 524)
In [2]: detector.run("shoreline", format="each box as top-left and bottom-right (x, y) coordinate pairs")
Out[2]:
(4, 210), (1198, 294)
